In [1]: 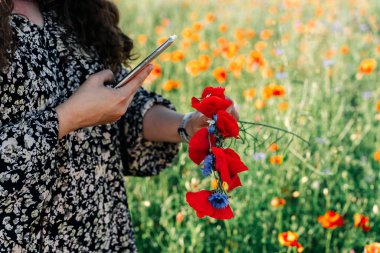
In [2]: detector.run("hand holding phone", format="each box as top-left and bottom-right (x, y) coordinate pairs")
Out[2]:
(115, 35), (177, 89)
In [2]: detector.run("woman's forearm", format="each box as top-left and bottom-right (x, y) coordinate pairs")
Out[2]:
(142, 105), (184, 143)
(142, 99), (238, 143)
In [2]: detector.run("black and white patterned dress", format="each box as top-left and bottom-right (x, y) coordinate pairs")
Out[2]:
(0, 11), (179, 252)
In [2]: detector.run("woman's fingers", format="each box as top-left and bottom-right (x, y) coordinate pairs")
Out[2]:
(89, 69), (115, 86)
(225, 96), (239, 121)
(226, 105), (239, 121)
(117, 64), (153, 97)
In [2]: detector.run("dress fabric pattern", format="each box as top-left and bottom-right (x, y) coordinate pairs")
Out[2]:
(0, 12), (178, 252)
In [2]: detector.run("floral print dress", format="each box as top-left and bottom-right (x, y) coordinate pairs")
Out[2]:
(0, 11), (178, 252)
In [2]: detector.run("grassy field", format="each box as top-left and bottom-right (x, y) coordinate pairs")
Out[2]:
(115, 0), (380, 252)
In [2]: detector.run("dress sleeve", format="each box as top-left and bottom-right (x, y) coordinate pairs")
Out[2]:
(119, 88), (180, 177)
(0, 108), (59, 246)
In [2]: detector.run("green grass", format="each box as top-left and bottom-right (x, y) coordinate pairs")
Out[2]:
(116, 0), (380, 252)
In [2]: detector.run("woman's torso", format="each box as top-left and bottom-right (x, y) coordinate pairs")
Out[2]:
(0, 11), (136, 252)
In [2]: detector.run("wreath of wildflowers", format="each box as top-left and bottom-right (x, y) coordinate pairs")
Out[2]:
(185, 86), (248, 220)
(185, 86), (309, 220)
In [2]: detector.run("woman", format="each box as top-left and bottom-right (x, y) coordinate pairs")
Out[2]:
(0, 0), (241, 252)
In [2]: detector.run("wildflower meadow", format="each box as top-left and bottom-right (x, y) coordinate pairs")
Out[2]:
(115, 0), (380, 252)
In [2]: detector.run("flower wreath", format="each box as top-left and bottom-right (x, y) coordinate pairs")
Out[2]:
(186, 86), (248, 220)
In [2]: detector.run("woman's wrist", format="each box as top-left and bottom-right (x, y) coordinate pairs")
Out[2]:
(56, 102), (77, 139)
(178, 112), (193, 143)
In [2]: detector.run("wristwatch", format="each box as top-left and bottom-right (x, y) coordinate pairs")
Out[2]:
(178, 113), (193, 143)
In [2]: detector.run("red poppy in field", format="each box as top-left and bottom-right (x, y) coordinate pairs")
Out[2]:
(213, 67), (228, 83)
(354, 214), (371, 232)
(271, 197), (286, 208)
(248, 50), (265, 68)
(269, 155), (283, 165)
(219, 24), (228, 33)
(212, 147), (248, 192)
(340, 45), (350, 55)
(318, 210), (344, 229)
(268, 143), (279, 152)
(205, 12), (216, 23)
(181, 27), (193, 39)
(191, 96), (232, 118)
(176, 212), (184, 223)
(186, 190), (234, 220)
(260, 29), (273, 40)
(186, 60), (201, 76)
(375, 151), (380, 163)
(272, 84), (286, 97)
(222, 42), (240, 59)
(365, 242), (380, 253)
(188, 128), (216, 165)
(198, 42), (209, 51)
(278, 101), (289, 112)
(278, 231), (304, 252)
(162, 80), (181, 92)
(198, 55), (212, 71)
(215, 110), (239, 139)
(170, 50), (185, 62)
(151, 64), (162, 77)
(359, 59), (377, 74)
(192, 22), (203, 32)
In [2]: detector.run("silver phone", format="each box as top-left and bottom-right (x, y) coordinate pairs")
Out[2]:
(114, 34), (177, 88)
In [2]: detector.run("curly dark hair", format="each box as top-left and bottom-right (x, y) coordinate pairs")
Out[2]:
(0, 0), (13, 70)
(0, 0), (134, 72)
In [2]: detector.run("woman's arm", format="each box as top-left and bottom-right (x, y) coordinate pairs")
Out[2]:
(56, 66), (153, 139)
(142, 101), (239, 143)
(142, 105), (184, 142)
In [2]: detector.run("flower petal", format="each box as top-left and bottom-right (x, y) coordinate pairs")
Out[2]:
(212, 147), (231, 183)
(186, 190), (234, 220)
(225, 148), (249, 174)
(201, 86), (226, 99)
(216, 110), (239, 138)
(192, 96), (232, 118)
(189, 128), (215, 164)
(213, 147), (249, 192)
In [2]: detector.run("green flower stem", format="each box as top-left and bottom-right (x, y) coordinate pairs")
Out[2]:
(238, 120), (309, 144)
(325, 229), (332, 253)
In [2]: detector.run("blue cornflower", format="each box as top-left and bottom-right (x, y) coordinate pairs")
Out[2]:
(208, 125), (216, 134)
(252, 152), (267, 161)
(323, 59), (335, 67)
(208, 114), (218, 134)
(275, 72), (288, 79)
(208, 192), (229, 209)
(202, 154), (214, 177)
(362, 91), (372, 99)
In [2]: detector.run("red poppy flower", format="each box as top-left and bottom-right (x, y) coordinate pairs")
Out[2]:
(186, 190), (234, 220)
(201, 86), (226, 99)
(216, 110), (239, 138)
(212, 147), (248, 192)
(354, 214), (371, 232)
(318, 210), (344, 229)
(278, 231), (304, 252)
(189, 128), (216, 164)
(191, 96), (232, 118)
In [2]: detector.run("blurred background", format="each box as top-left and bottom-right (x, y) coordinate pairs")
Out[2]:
(114, 0), (380, 252)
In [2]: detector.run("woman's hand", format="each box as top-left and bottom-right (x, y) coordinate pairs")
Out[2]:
(185, 99), (239, 138)
(56, 65), (153, 139)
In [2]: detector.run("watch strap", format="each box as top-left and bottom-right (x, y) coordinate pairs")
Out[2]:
(178, 113), (193, 143)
